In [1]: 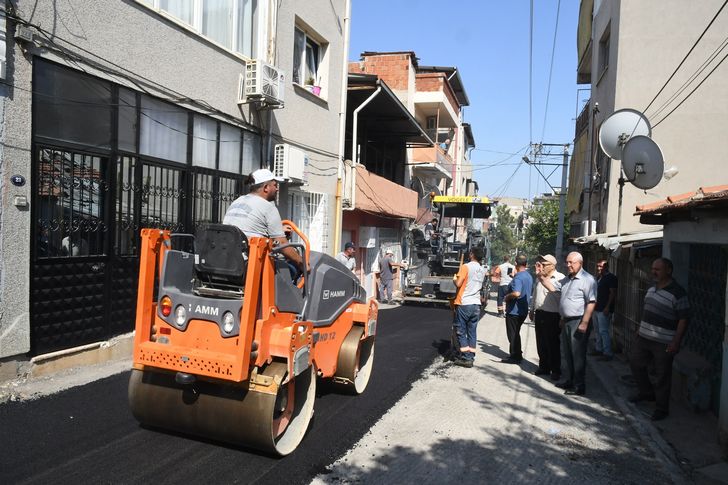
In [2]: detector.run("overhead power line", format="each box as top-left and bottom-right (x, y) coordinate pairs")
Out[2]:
(540, 0), (561, 143)
(643, 0), (728, 113)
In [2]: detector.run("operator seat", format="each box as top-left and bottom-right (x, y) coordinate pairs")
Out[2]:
(193, 224), (249, 295)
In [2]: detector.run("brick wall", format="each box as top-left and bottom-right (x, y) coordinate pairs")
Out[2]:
(349, 54), (412, 90)
(416, 73), (460, 115)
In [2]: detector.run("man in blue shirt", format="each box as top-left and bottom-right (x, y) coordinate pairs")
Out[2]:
(502, 254), (533, 364)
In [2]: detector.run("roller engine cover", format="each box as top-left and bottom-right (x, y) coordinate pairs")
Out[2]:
(306, 252), (366, 326)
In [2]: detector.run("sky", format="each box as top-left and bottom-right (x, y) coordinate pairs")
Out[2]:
(348, 0), (584, 200)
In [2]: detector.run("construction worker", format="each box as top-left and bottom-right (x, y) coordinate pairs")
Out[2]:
(223, 168), (303, 274)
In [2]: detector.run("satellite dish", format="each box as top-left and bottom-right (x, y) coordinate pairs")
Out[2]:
(621, 135), (664, 190)
(598, 108), (652, 160)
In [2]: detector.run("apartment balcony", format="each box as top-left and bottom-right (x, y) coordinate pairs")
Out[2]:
(411, 145), (454, 180)
(352, 164), (418, 219)
(577, 0), (594, 84)
(414, 73), (460, 128)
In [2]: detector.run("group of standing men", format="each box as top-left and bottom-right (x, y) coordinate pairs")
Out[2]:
(490, 251), (689, 420)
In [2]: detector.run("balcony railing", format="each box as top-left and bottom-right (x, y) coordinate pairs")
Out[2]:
(575, 99), (591, 137)
(411, 146), (454, 178)
(353, 165), (418, 219)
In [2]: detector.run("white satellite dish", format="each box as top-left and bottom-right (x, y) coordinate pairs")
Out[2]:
(621, 135), (664, 190)
(598, 108), (652, 160)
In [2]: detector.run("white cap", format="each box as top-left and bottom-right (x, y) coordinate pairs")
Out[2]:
(251, 168), (285, 185)
(385, 249), (394, 255)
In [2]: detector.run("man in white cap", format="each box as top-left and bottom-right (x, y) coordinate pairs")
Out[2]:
(531, 254), (565, 381)
(223, 168), (303, 273)
(378, 249), (399, 304)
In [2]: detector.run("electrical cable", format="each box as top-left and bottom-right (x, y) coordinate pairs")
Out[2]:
(649, 34), (728, 120)
(540, 0), (561, 143)
(652, 48), (728, 128)
(643, 0), (728, 113)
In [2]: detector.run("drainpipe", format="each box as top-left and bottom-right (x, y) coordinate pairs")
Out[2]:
(350, 84), (382, 210)
(334, 0), (351, 255)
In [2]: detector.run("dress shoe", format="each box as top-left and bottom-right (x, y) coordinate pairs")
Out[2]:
(628, 393), (656, 403)
(554, 381), (574, 389)
(454, 358), (474, 368)
(534, 368), (550, 376)
(500, 357), (522, 364)
(550, 373), (561, 381)
(565, 387), (585, 396)
(651, 409), (669, 421)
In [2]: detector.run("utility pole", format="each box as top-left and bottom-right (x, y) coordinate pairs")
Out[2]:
(522, 142), (570, 264)
(555, 145), (569, 263)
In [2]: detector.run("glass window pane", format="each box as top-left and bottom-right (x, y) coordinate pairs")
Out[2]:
(202, 0), (233, 49)
(34, 60), (112, 149)
(118, 88), (137, 152)
(219, 123), (241, 173)
(115, 156), (137, 256)
(305, 40), (319, 84)
(193, 115), (218, 168)
(293, 28), (305, 84)
(35, 148), (108, 258)
(139, 96), (188, 163)
(236, 0), (257, 57)
(160, 0), (194, 26)
(242, 131), (261, 174)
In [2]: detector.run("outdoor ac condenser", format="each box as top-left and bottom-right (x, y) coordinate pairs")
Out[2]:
(238, 59), (285, 106)
(273, 144), (307, 183)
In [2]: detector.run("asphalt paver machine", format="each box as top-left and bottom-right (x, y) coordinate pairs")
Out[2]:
(403, 195), (492, 305)
(128, 221), (377, 455)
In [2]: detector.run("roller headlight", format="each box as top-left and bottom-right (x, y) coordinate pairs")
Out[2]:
(174, 305), (187, 326)
(222, 312), (235, 334)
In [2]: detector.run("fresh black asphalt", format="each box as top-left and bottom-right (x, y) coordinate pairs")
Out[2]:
(0, 304), (452, 484)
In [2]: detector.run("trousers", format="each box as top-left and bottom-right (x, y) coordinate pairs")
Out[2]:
(505, 313), (527, 359)
(535, 309), (561, 374)
(379, 278), (393, 301)
(630, 335), (675, 412)
(561, 317), (591, 390)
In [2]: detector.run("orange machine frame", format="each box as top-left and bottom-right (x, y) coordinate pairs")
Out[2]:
(132, 223), (376, 385)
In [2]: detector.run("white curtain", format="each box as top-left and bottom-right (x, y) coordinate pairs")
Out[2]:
(236, 0), (256, 57)
(202, 0), (233, 49)
(293, 28), (305, 84)
(219, 124), (241, 173)
(160, 0), (194, 26)
(242, 131), (260, 174)
(193, 115), (217, 168)
(139, 96), (188, 163)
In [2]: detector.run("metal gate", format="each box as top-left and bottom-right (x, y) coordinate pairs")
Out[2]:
(30, 147), (244, 355)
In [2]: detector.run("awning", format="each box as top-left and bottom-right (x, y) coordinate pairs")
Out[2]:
(573, 229), (663, 251)
(348, 74), (434, 147)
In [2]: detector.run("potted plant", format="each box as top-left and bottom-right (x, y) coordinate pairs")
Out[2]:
(306, 75), (321, 96)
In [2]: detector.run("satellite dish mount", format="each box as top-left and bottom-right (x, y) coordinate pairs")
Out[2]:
(598, 109), (664, 236)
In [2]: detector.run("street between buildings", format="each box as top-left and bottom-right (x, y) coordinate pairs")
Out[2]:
(1, 303), (680, 484)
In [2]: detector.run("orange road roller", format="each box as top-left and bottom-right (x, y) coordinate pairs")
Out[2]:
(128, 221), (377, 455)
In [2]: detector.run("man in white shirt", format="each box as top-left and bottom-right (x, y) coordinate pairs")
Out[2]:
(497, 255), (515, 317)
(223, 168), (303, 273)
(530, 254), (565, 381)
(336, 242), (356, 272)
(452, 247), (487, 368)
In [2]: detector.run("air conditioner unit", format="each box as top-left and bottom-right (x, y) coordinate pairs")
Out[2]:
(273, 144), (307, 182)
(238, 59), (284, 106)
(580, 220), (596, 237)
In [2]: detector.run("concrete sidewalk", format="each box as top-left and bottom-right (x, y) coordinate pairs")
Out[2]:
(311, 309), (719, 484)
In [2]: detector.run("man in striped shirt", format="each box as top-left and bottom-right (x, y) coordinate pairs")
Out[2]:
(629, 257), (690, 421)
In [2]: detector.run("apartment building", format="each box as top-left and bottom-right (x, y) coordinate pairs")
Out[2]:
(0, 0), (348, 367)
(568, 0), (728, 237)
